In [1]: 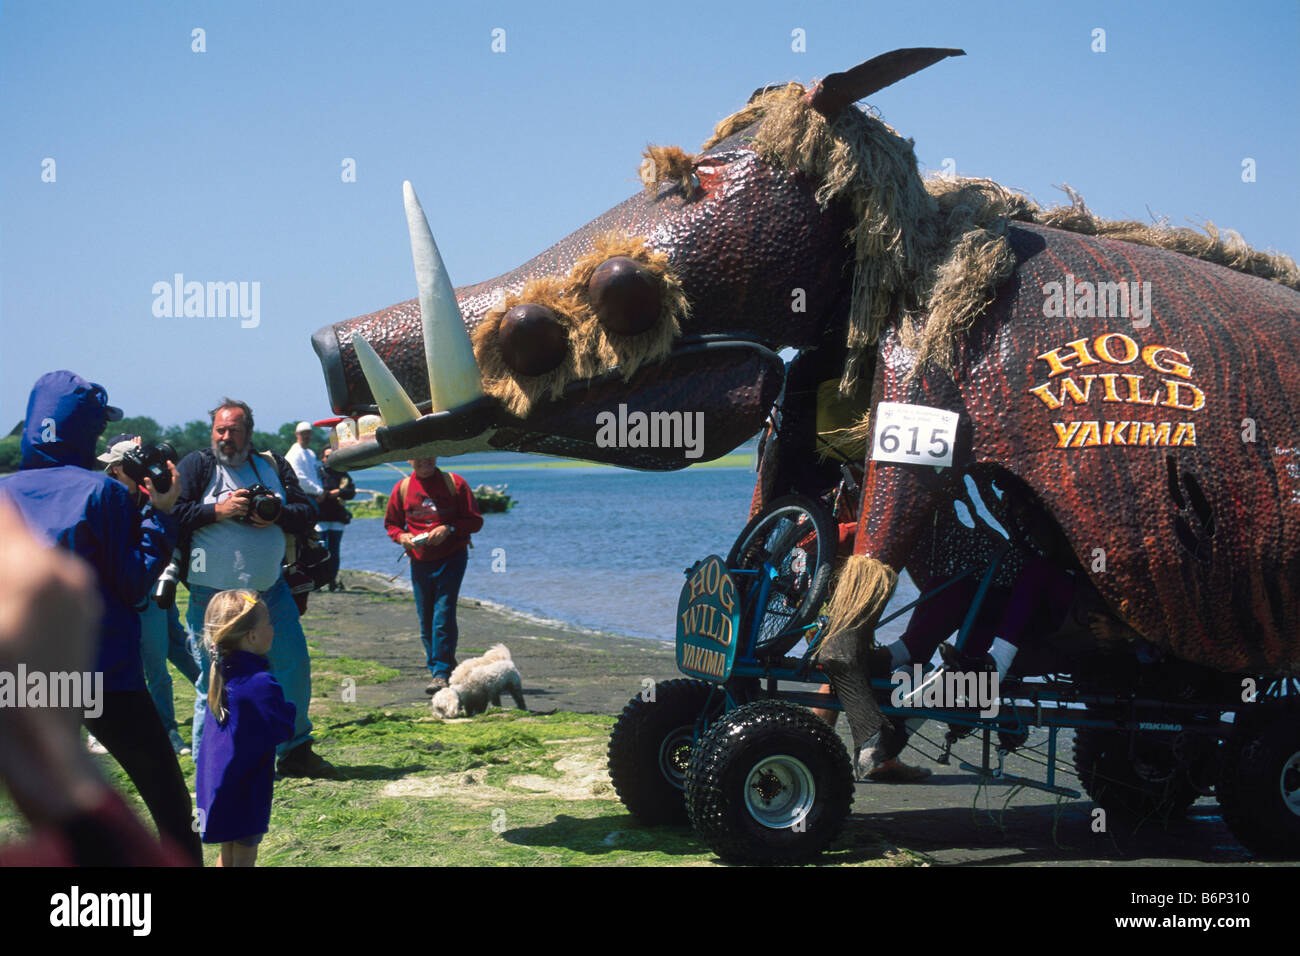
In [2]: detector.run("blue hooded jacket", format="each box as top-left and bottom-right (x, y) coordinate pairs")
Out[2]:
(0, 371), (178, 692)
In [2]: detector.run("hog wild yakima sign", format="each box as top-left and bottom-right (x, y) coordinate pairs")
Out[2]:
(676, 555), (740, 681)
(1029, 330), (1205, 449)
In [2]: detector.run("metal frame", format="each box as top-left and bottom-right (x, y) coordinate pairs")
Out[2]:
(682, 551), (1265, 800)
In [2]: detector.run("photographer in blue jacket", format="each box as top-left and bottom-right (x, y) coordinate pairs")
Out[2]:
(0, 370), (201, 864)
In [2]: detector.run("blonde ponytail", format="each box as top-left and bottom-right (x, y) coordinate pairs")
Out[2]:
(203, 589), (268, 724)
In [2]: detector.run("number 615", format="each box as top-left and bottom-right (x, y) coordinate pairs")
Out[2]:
(878, 424), (950, 459)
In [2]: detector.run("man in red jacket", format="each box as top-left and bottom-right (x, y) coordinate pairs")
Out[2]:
(384, 457), (484, 695)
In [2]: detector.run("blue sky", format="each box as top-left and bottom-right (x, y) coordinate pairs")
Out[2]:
(2, 0), (1297, 431)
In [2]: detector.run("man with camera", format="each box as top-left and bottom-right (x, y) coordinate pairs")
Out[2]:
(0, 370), (203, 864)
(99, 434), (200, 757)
(172, 398), (338, 778)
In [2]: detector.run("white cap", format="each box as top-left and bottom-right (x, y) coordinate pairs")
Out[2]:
(97, 439), (138, 466)
(296, 421), (313, 433)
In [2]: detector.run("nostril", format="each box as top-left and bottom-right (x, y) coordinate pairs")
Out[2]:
(497, 304), (568, 376)
(588, 256), (661, 335)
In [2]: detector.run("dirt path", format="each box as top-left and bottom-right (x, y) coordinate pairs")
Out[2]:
(309, 571), (680, 715)
(309, 571), (1270, 867)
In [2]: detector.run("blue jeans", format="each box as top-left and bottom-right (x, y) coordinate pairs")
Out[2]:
(321, 528), (344, 585)
(410, 548), (469, 679)
(187, 576), (313, 763)
(140, 601), (200, 734)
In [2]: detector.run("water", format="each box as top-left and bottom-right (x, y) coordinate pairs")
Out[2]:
(333, 451), (921, 643)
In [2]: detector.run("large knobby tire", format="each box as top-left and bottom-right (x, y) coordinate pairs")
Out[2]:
(726, 495), (836, 659)
(685, 700), (853, 864)
(1073, 725), (1200, 823)
(608, 679), (719, 826)
(1218, 699), (1300, 858)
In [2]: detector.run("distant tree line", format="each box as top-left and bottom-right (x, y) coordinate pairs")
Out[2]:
(0, 416), (328, 474)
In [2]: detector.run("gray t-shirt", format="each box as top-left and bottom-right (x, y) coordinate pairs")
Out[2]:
(189, 455), (287, 592)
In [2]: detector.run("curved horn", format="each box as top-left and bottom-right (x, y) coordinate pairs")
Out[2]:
(807, 47), (965, 116)
(403, 181), (485, 413)
(351, 333), (421, 425)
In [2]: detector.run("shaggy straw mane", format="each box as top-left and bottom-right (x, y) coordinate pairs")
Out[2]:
(689, 84), (1300, 394)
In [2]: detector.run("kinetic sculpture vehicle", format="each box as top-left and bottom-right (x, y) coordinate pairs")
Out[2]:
(310, 49), (1300, 862)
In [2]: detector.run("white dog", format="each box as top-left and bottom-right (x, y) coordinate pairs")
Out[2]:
(431, 644), (526, 718)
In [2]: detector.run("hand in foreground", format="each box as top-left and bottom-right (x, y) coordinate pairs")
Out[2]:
(0, 499), (107, 825)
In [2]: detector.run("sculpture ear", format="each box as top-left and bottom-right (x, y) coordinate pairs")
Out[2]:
(807, 47), (965, 116)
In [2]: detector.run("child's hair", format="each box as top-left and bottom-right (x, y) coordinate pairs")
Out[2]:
(204, 589), (268, 724)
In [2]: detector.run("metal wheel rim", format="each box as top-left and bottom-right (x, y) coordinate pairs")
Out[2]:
(736, 506), (821, 649)
(744, 754), (816, 829)
(744, 506), (813, 555)
(659, 727), (694, 790)
(1281, 748), (1300, 818)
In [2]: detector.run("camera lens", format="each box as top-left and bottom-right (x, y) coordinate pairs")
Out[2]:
(253, 495), (282, 522)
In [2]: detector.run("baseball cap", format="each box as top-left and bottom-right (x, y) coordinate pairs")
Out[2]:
(87, 381), (123, 422)
(296, 421), (313, 433)
(97, 439), (138, 466)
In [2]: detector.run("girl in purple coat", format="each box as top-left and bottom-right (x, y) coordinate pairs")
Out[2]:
(196, 590), (296, 867)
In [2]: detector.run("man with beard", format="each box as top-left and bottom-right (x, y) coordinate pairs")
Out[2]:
(173, 398), (338, 778)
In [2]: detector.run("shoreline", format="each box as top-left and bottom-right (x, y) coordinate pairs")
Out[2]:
(316, 569), (678, 718)
(338, 566), (675, 647)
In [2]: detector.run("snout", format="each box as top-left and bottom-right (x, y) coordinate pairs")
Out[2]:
(312, 136), (852, 470)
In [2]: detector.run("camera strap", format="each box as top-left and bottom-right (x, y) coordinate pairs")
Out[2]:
(245, 451), (301, 564)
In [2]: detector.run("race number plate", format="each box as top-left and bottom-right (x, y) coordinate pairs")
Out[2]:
(871, 402), (958, 467)
(675, 555), (740, 682)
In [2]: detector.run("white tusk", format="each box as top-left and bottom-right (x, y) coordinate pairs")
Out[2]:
(351, 333), (421, 426)
(403, 180), (484, 413)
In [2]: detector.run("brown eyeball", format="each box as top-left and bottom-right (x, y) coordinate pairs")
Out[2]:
(588, 257), (661, 335)
(497, 304), (568, 377)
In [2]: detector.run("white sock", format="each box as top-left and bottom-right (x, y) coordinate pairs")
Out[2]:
(886, 640), (910, 669)
(989, 637), (1017, 679)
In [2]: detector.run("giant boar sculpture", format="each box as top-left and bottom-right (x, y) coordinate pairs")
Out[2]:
(312, 49), (1300, 737)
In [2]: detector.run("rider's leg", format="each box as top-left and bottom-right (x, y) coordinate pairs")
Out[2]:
(881, 577), (979, 669)
(962, 557), (1076, 678)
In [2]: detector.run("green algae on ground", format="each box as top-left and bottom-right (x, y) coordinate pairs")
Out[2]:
(310, 656), (401, 697)
(0, 603), (912, 867)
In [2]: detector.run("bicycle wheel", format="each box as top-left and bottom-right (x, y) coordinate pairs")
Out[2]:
(726, 495), (836, 658)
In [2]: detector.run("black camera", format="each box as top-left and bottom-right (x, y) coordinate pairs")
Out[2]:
(244, 484), (283, 523)
(121, 441), (178, 493)
(286, 535), (333, 594)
